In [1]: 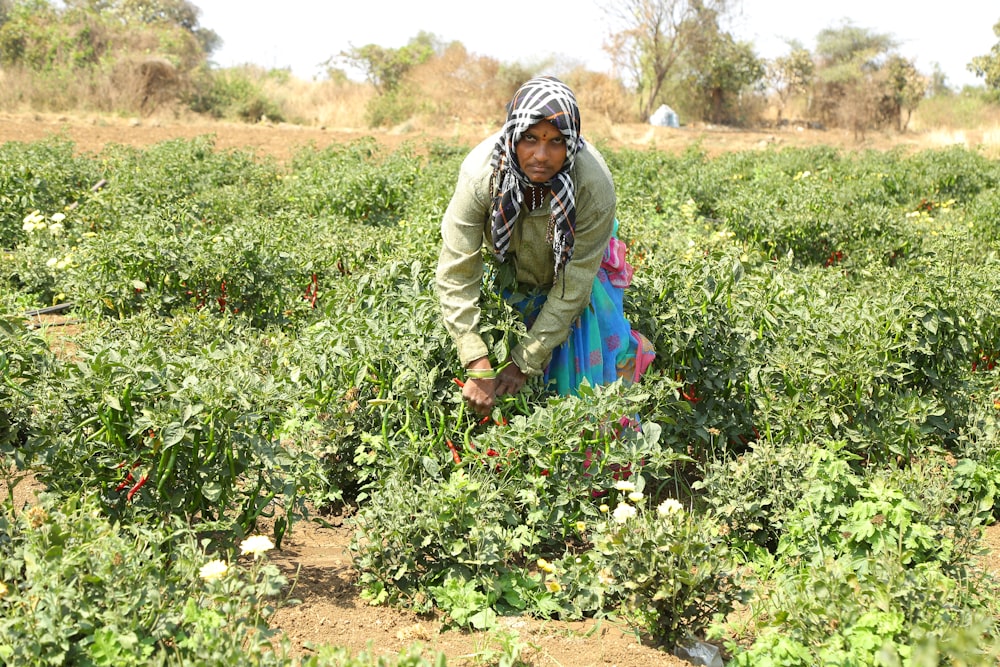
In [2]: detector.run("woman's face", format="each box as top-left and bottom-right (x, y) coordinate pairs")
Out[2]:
(515, 120), (567, 184)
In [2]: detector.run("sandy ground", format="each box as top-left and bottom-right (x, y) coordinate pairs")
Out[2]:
(5, 114), (1000, 666)
(3, 110), (991, 161)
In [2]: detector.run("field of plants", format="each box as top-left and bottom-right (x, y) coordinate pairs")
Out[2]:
(2, 131), (1000, 666)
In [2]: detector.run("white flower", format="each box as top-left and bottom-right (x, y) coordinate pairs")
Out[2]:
(48, 222), (64, 236)
(46, 257), (58, 268)
(199, 559), (228, 581)
(614, 480), (636, 492)
(612, 503), (637, 524)
(22, 211), (44, 231)
(240, 534), (275, 558)
(50, 212), (66, 223)
(657, 499), (684, 516)
(628, 491), (644, 503)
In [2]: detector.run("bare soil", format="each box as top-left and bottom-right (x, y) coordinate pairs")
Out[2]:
(265, 512), (691, 667)
(1, 110), (990, 162)
(5, 113), (1000, 666)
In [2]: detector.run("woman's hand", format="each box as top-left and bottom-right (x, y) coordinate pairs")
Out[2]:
(462, 377), (496, 416)
(496, 360), (527, 397)
(462, 357), (496, 416)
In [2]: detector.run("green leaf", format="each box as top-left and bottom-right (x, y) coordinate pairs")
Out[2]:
(468, 607), (497, 629)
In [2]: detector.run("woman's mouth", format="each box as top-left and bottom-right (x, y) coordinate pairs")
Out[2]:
(526, 166), (550, 180)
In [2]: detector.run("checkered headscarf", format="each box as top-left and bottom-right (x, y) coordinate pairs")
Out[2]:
(490, 75), (583, 280)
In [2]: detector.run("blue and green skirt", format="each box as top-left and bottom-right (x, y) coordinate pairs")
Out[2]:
(513, 224), (655, 396)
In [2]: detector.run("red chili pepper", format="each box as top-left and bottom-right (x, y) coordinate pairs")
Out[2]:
(446, 440), (461, 464)
(303, 273), (319, 308)
(479, 415), (492, 425)
(486, 448), (499, 457)
(115, 471), (134, 492)
(452, 378), (465, 388)
(681, 385), (700, 403)
(126, 474), (148, 501)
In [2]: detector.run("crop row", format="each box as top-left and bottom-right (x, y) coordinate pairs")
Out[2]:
(1, 135), (1000, 665)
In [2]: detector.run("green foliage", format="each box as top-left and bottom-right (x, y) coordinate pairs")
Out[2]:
(0, 492), (292, 666)
(767, 44), (814, 122)
(729, 555), (1000, 666)
(0, 0), (212, 72)
(351, 382), (685, 627)
(775, 448), (992, 568)
(0, 316), (52, 457)
(673, 4), (765, 125)
(809, 22), (929, 131)
(31, 311), (326, 541)
(602, 0), (746, 120)
(282, 139), (423, 222)
(337, 32), (437, 94)
(365, 88), (426, 128)
(0, 136), (100, 249)
(4, 136), (1000, 662)
(696, 438), (813, 550)
(587, 497), (743, 646)
(186, 66), (286, 122)
(968, 19), (1000, 89)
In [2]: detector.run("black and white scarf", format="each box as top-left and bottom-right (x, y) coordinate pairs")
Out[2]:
(490, 75), (583, 280)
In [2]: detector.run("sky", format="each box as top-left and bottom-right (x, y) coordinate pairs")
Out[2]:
(193, 0), (998, 91)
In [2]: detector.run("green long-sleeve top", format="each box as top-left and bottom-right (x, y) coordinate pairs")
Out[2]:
(435, 132), (617, 376)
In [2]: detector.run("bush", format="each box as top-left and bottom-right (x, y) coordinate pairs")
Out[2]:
(187, 66), (286, 122)
(0, 492), (291, 666)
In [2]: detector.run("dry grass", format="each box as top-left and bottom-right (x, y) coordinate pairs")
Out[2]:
(4, 53), (1000, 144)
(260, 76), (372, 128)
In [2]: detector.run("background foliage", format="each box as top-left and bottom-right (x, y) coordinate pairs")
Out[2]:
(1, 0), (999, 131)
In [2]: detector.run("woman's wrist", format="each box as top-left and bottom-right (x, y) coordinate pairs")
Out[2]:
(465, 356), (496, 380)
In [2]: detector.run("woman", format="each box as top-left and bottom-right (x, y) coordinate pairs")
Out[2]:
(436, 75), (654, 416)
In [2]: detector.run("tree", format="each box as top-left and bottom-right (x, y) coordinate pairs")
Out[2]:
(810, 22), (898, 136)
(601, 0), (734, 119)
(0, 0), (217, 70)
(337, 32), (438, 95)
(767, 42), (814, 124)
(885, 54), (927, 131)
(675, 2), (763, 124)
(63, 0), (219, 56)
(968, 19), (1000, 89)
(927, 62), (951, 97)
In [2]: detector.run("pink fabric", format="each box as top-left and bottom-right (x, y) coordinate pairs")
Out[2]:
(630, 331), (656, 383)
(601, 237), (633, 288)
